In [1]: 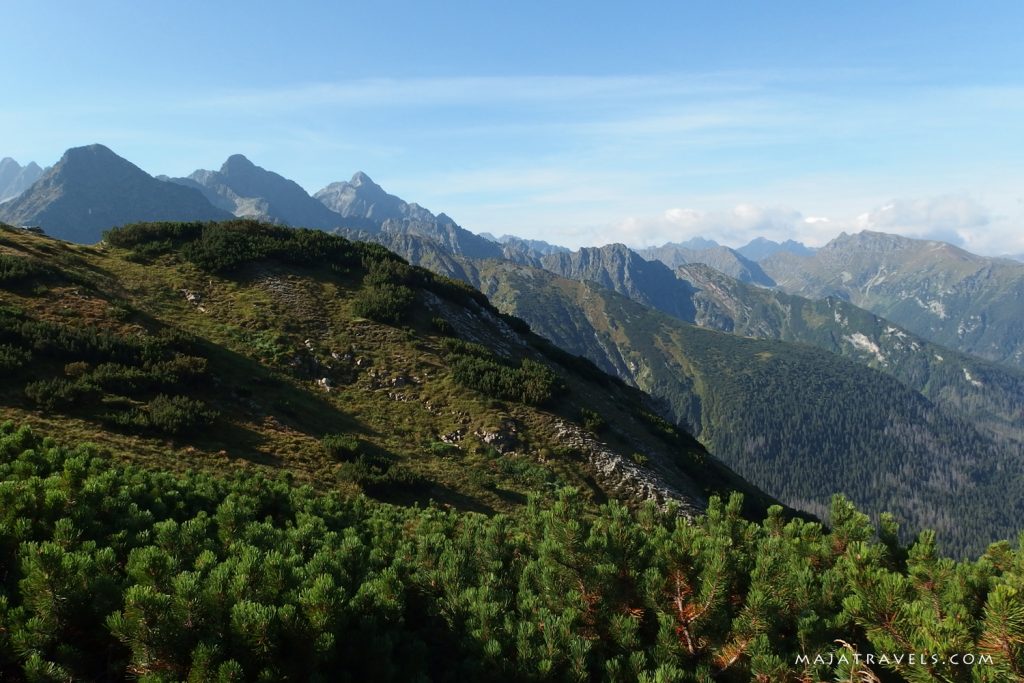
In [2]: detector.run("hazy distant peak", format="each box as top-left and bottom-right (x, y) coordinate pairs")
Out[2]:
(825, 230), (919, 252)
(315, 173), (438, 225)
(673, 236), (720, 250)
(175, 154), (341, 229)
(51, 144), (148, 180)
(0, 157), (45, 204)
(736, 236), (814, 261)
(497, 235), (570, 256)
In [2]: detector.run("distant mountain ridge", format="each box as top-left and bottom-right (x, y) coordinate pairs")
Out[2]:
(542, 244), (699, 322)
(5, 143), (1024, 557)
(318, 172), (504, 260)
(0, 144), (231, 242)
(639, 243), (775, 286)
(498, 235), (570, 255)
(762, 230), (1024, 368)
(315, 171), (436, 223)
(0, 158), (44, 203)
(736, 236), (815, 261)
(167, 154), (344, 229)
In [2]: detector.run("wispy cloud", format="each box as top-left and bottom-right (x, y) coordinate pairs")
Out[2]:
(182, 74), (754, 112)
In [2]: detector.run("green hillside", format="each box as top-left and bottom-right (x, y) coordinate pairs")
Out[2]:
(471, 261), (1024, 557)
(0, 221), (781, 520)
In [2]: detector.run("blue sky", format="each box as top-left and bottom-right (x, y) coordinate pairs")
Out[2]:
(3, 1), (1023, 253)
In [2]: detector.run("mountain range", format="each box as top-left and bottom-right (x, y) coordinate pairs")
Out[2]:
(4, 143), (1024, 555)
(0, 219), (781, 521)
(165, 154), (346, 229)
(638, 242), (775, 286)
(0, 145), (232, 242)
(0, 157), (44, 203)
(735, 236), (816, 261)
(762, 231), (1024, 368)
(8, 219), (1022, 681)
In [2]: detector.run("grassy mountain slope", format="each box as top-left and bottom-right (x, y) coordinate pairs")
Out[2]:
(0, 220), (782, 522)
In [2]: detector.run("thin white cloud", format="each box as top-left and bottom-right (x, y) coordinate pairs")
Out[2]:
(597, 203), (817, 249)
(853, 195), (989, 242)
(183, 74), (753, 112)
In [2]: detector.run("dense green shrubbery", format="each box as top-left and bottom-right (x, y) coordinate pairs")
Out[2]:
(441, 338), (562, 405)
(1, 423), (1023, 681)
(322, 433), (360, 461)
(98, 394), (218, 435)
(442, 337), (562, 406)
(340, 453), (431, 496)
(143, 394), (218, 434)
(352, 282), (416, 324)
(0, 342), (30, 371)
(0, 253), (49, 285)
(103, 220), (205, 249)
(24, 376), (100, 410)
(106, 221), (372, 274)
(450, 356), (561, 406)
(579, 407), (607, 433)
(1, 305), (215, 434)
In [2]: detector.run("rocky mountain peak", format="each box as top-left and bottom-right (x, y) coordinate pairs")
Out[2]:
(0, 144), (230, 242)
(0, 158), (45, 204)
(349, 171), (378, 188)
(220, 154), (257, 175)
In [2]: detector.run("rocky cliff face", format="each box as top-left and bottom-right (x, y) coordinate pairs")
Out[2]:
(542, 244), (698, 322)
(315, 171), (436, 223)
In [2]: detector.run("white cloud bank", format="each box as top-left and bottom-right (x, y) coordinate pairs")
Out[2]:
(599, 194), (1024, 256)
(599, 204), (834, 249)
